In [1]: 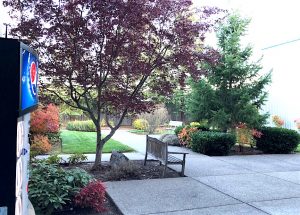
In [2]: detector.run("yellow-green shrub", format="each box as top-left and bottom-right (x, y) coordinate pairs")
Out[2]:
(66, 120), (96, 132)
(132, 119), (149, 130)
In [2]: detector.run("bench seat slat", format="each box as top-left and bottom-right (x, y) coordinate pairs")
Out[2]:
(167, 155), (183, 164)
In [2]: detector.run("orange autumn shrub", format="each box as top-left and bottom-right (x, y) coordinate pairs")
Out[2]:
(30, 134), (52, 154)
(30, 104), (60, 133)
(178, 127), (197, 147)
(236, 123), (262, 148)
(272, 115), (284, 128)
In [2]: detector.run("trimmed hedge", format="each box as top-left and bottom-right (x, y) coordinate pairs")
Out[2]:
(66, 120), (96, 132)
(191, 131), (236, 156)
(255, 127), (300, 153)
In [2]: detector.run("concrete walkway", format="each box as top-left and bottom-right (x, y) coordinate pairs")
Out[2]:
(104, 130), (300, 215)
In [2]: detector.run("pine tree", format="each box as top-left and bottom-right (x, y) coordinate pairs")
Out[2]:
(187, 14), (271, 131)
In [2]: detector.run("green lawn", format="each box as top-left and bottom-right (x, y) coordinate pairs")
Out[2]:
(60, 130), (134, 154)
(296, 144), (300, 153)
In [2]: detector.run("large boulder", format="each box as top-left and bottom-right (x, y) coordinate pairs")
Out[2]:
(110, 151), (129, 167)
(159, 134), (180, 146)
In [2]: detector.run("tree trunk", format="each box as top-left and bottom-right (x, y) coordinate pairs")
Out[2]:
(92, 129), (104, 169)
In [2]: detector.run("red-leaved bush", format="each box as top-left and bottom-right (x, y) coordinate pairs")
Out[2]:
(74, 180), (106, 212)
(30, 134), (52, 154)
(30, 104), (60, 133)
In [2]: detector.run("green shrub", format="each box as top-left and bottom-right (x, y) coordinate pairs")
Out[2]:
(174, 125), (184, 136)
(46, 132), (61, 145)
(132, 119), (149, 130)
(29, 162), (93, 215)
(66, 168), (93, 188)
(191, 131), (236, 156)
(255, 127), (300, 153)
(68, 153), (88, 165)
(46, 154), (64, 164)
(66, 120), (96, 132)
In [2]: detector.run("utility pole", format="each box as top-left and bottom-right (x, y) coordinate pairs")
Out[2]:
(4, 23), (9, 38)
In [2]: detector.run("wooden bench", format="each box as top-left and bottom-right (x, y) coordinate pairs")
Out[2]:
(144, 135), (188, 177)
(167, 121), (183, 130)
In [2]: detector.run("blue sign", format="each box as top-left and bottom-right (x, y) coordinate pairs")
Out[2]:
(21, 49), (38, 111)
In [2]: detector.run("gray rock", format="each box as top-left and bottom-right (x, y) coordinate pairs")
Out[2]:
(110, 151), (129, 167)
(159, 134), (180, 146)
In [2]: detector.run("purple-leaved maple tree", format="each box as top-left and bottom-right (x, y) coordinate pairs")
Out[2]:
(4, 0), (223, 168)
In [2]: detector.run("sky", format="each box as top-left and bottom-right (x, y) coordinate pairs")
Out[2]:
(0, 0), (299, 127)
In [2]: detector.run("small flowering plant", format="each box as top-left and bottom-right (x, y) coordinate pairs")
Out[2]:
(178, 126), (198, 147)
(235, 123), (262, 151)
(272, 115), (284, 128)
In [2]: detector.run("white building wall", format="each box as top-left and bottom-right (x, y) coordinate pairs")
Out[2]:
(260, 40), (300, 130)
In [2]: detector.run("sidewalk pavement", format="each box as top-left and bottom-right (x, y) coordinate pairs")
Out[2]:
(38, 130), (300, 214)
(104, 130), (300, 215)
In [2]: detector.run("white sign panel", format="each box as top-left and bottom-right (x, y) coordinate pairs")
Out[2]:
(16, 114), (30, 215)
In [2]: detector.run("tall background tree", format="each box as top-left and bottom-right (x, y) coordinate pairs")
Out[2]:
(187, 13), (271, 131)
(4, 0), (223, 167)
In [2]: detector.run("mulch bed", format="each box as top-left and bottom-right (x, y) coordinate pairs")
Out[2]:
(62, 160), (181, 214)
(60, 146), (263, 214)
(229, 145), (263, 155)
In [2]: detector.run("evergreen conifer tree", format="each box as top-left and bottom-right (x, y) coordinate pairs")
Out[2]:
(187, 14), (271, 131)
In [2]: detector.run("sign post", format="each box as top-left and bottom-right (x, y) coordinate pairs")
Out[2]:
(0, 38), (39, 215)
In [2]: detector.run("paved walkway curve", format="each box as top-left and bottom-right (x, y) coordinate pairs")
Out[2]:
(105, 130), (300, 215)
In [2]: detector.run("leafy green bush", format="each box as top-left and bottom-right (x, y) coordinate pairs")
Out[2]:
(46, 154), (64, 164)
(46, 132), (61, 145)
(68, 153), (88, 165)
(66, 168), (93, 188)
(191, 131), (236, 156)
(66, 120), (96, 132)
(174, 125), (184, 136)
(190, 120), (209, 131)
(132, 119), (149, 130)
(29, 162), (93, 215)
(255, 127), (300, 153)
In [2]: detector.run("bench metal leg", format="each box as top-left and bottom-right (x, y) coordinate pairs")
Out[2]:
(144, 153), (148, 166)
(162, 165), (167, 178)
(181, 154), (186, 176)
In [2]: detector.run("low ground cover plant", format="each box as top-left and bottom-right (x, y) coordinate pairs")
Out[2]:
(255, 127), (300, 153)
(68, 153), (88, 165)
(29, 161), (100, 215)
(190, 131), (236, 156)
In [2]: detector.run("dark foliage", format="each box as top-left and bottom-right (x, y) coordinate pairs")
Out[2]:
(191, 131), (236, 156)
(255, 127), (300, 153)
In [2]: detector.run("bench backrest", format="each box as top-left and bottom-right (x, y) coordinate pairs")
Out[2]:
(146, 135), (167, 163)
(169, 121), (183, 127)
